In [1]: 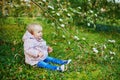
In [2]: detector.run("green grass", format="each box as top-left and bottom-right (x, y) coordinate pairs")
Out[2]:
(0, 18), (120, 80)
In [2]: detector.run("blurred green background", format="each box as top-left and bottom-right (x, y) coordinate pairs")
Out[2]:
(0, 0), (120, 80)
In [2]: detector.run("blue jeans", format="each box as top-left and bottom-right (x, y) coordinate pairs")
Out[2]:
(37, 56), (66, 70)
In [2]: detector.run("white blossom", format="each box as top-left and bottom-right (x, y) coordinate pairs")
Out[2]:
(56, 13), (60, 16)
(51, 23), (55, 26)
(109, 51), (116, 55)
(74, 36), (80, 41)
(94, 42), (97, 45)
(58, 27), (60, 29)
(57, 0), (60, 2)
(62, 35), (65, 38)
(82, 37), (86, 40)
(108, 39), (116, 43)
(15, 5), (19, 7)
(92, 48), (99, 53)
(27, 4), (31, 7)
(10, 4), (14, 7)
(60, 24), (65, 27)
(67, 13), (71, 17)
(42, 0), (46, 2)
(59, 18), (63, 22)
(95, 14), (97, 17)
(51, 11), (55, 13)
(54, 43), (57, 45)
(103, 44), (106, 49)
(89, 10), (93, 13)
(24, 0), (30, 2)
(68, 41), (71, 45)
(48, 5), (54, 10)
(104, 55), (108, 60)
(87, 23), (90, 26)
(84, 12), (86, 15)
(100, 8), (106, 12)
(90, 21), (94, 24)
(107, 0), (120, 3)
(63, 9), (67, 12)
(110, 56), (114, 60)
(78, 7), (81, 9)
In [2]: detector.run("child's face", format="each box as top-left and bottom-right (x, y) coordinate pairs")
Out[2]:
(33, 26), (43, 40)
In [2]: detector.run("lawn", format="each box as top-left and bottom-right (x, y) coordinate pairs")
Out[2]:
(0, 18), (120, 80)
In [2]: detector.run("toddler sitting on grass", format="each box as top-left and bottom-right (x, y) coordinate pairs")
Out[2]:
(22, 23), (71, 72)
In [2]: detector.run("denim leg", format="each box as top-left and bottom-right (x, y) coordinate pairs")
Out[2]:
(44, 56), (65, 65)
(37, 61), (58, 70)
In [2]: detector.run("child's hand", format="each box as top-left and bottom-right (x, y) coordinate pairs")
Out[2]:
(37, 53), (43, 58)
(48, 46), (53, 53)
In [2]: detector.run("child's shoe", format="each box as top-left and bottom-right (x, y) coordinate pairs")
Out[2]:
(63, 59), (72, 64)
(57, 65), (67, 72)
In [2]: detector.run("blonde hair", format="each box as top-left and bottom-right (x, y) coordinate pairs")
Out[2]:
(27, 23), (42, 34)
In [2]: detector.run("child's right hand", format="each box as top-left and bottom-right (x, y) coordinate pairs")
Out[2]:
(37, 53), (43, 58)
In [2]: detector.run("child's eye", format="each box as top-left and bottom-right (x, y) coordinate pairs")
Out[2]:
(38, 31), (42, 33)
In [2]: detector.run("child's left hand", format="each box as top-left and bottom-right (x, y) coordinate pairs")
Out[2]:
(48, 46), (53, 53)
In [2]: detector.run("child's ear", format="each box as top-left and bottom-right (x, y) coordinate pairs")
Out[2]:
(31, 31), (34, 35)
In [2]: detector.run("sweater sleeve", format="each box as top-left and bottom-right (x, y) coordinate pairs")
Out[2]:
(24, 39), (39, 58)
